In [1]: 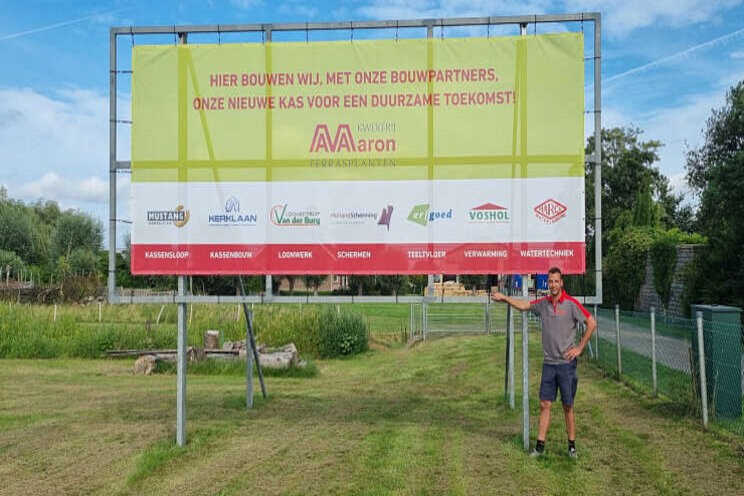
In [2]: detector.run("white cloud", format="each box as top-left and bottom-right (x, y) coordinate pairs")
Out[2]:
(731, 50), (744, 58)
(356, 1), (742, 39)
(279, 2), (320, 19)
(0, 87), (132, 247)
(19, 172), (108, 204)
(0, 9), (127, 41)
(357, 0), (552, 22)
(565, 0), (742, 38)
(230, 0), (265, 10)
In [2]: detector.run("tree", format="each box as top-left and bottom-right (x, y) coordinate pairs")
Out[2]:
(302, 275), (326, 297)
(685, 82), (744, 310)
(348, 275), (377, 296)
(0, 250), (27, 280)
(376, 275), (409, 296)
(68, 248), (98, 276)
(285, 275), (297, 295)
(51, 211), (103, 260)
(460, 275), (486, 295)
(584, 127), (681, 249)
(0, 200), (34, 262)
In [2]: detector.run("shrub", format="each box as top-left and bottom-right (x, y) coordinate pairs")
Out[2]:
(650, 233), (678, 313)
(606, 227), (654, 309)
(318, 307), (368, 358)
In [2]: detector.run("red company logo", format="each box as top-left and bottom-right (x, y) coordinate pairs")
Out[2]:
(534, 199), (567, 224)
(309, 124), (396, 153)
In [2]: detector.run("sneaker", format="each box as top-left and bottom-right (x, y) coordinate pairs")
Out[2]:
(529, 449), (544, 458)
(568, 446), (578, 459)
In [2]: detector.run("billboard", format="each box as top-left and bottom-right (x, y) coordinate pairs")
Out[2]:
(130, 33), (585, 274)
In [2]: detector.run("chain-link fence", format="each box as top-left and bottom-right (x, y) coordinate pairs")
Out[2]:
(592, 305), (744, 436)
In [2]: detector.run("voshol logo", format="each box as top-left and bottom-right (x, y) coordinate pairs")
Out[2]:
(407, 204), (453, 226)
(469, 203), (510, 223)
(534, 199), (567, 224)
(147, 205), (190, 227)
(309, 124), (396, 153)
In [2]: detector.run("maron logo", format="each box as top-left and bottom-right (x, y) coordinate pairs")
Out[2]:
(309, 124), (397, 153)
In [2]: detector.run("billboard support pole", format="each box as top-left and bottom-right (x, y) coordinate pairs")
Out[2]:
(177, 275), (187, 446)
(265, 275), (272, 301)
(593, 14), (603, 305)
(108, 28), (117, 303)
(176, 31), (189, 448)
(520, 21), (530, 453)
(239, 276), (267, 399)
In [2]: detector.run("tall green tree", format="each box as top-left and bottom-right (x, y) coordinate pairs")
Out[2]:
(0, 200), (34, 263)
(685, 81), (744, 310)
(585, 127), (687, 249)
(51, 211), (103, 260)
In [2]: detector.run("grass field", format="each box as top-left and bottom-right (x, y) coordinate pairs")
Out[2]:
(1, 332), (743, 495)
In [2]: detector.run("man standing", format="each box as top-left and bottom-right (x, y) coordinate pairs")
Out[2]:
(492, 267), (596, 458)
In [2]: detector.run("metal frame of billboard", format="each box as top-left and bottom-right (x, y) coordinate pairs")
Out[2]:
(109, 14), (601, 448)
(109, 13), (602, 306)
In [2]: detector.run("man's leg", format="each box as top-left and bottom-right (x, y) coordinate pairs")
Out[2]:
(558, 360), (579, 457)
(532, 363), (558, 455)
(562, 403), (575, 440)
(538, 400), (552, 441)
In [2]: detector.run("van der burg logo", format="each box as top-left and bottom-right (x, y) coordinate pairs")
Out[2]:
(309, 124), (397, 153)
(270, 204), (320, 226)
(469, 203), (510, 223)
(407, 204), (453, 226)
(147, 205), (190, 227)
(534, 199), (567, 224)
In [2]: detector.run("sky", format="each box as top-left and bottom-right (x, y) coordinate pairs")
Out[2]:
(1, 0), (744, 250)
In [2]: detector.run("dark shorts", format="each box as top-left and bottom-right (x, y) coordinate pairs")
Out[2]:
(539, 360), (578, 406)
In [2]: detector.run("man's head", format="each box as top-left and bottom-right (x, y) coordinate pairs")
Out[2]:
(547, 267), (563, 297)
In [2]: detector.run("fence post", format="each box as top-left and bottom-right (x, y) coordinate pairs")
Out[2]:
(593, 304), (598, 361)
(423, 301), (427, 341)
(509, 305), (515, 410)
(504, 305), (510, 400)
(696, 311), (709, 429)
(485, 296), (490, 333)
(409, 302), (414, 341)
(615, 304), (622, 378)
(98, 301), (102, 323)
(650, 307), (657, 397)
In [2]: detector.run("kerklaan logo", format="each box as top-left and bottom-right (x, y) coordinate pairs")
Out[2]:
(534, 199), (567, 224)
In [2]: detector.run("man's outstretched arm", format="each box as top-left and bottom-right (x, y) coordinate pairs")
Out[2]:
(491, 291), (531, 312)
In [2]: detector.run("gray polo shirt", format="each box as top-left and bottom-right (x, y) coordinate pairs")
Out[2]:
(531, 292), (590, 364)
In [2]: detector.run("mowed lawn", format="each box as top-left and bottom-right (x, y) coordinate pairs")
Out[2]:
(1, 333), (743, 495)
